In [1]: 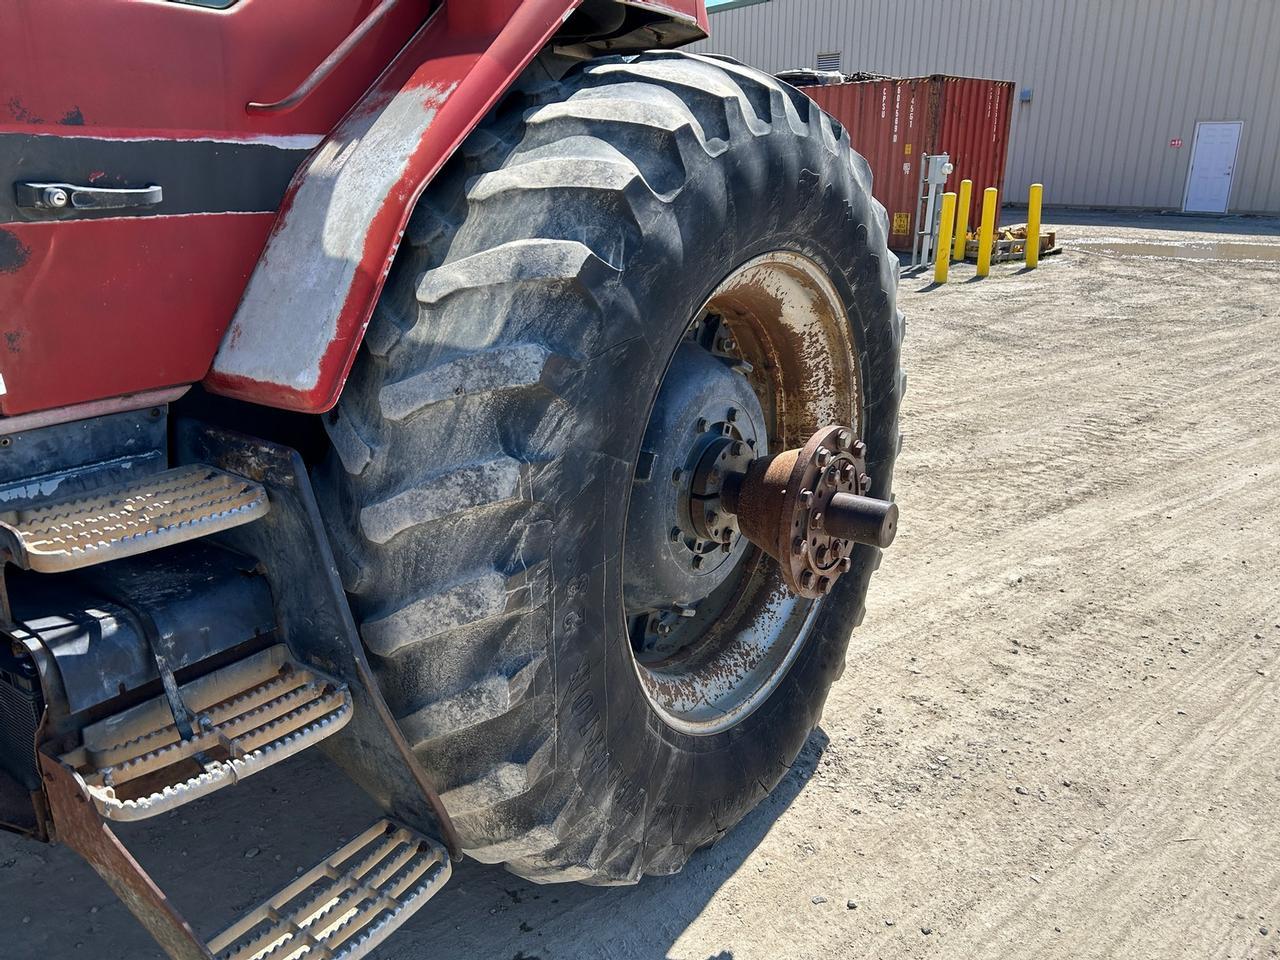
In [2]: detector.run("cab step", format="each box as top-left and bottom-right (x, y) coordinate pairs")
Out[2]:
(59, 645), (352, 821)
(208, 820), (450, 960)
(0, 463), (269, 573)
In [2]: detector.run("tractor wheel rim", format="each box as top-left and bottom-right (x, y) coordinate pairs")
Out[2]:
(622, 251), (860, 735)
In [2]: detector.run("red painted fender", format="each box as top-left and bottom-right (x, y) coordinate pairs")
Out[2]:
(207, 0), (708, 413)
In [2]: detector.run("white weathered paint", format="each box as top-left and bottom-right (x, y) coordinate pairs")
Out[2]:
(212, 80), (459, 394)
(621, 0), (702, 27)
(6, 210), (274, 227)
(25, 132), (326, 149)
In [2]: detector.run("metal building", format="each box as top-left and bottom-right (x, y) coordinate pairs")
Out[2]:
(695, 0), (1280, 215)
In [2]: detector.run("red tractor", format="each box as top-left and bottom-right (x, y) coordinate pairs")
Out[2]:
(0, 1), (902, 956)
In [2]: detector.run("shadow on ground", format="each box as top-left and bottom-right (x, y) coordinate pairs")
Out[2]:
(389, 729), (829, 960)
(1004, 207), (1280, 236)
(0, 729), (829, 960)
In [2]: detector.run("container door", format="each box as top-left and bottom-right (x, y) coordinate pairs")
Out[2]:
(1183, 121), (1242, 214)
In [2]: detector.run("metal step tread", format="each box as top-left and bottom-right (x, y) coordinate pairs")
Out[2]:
(209, 820), (450, 960)
(0, 463), (268, 572)
(61, 645), (352, 821)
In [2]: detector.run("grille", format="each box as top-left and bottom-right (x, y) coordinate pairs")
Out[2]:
(815, 50), (843, 72)
(0, 647), (42, 790)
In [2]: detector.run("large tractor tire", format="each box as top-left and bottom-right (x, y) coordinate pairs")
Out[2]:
(315, 51), (903, 884)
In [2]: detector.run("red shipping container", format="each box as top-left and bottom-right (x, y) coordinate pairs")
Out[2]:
(790, 75), (1015, 252)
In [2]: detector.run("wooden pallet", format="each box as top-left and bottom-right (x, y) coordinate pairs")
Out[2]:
(965, 230), (1060, 263)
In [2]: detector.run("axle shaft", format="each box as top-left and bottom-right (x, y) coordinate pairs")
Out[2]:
(823, 492), (899, 550)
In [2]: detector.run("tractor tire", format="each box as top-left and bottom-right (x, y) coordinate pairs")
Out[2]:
(315, 50), (903, 884)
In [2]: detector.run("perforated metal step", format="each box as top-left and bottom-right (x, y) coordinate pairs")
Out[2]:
(60, 645), (352, 822)
(208, 820), (450, 960)
(0, 464), (268, 572)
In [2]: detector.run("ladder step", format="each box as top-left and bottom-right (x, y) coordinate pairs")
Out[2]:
(0, 463), (269, 573)
(60, 645), (352, 821)
(208, 819), (450, 960)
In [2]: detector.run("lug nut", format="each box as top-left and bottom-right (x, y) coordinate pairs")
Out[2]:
(839, 461), (856, 483)
(726, 407), (739, 422)
(696, 418), (709, 433)
(858, 473), (872, 493)
(692, 555), (705, 570)
(800, 570), (814, 589)
(853, 440), (867, 457)
(798, 489), (813, 508)
(669, 526), (681, 542)
(818, 576), (832, 594)
(839, 557), (852, 573)
(656, 622), (672, 636)
(722, 337), (738, 352)
(815, 447), (832, 468)
(836, 429), (852, 450)
(720, 541), (732, 553)
(815, 543), (828, 563)
(811, 511), (823, 529)
(792, 537), (808, 556)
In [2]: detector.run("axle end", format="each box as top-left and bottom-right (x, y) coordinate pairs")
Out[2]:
(719, 424), (898, 599)
(826, 492), (899, 550)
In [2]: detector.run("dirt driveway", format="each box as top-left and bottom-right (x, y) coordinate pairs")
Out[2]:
(3, 212), (1279, 960)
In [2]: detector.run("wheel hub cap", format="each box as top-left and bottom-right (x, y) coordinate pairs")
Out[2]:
(622, 342), (767, 614)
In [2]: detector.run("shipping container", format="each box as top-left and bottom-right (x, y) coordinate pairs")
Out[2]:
(786, 74), (1014, 252)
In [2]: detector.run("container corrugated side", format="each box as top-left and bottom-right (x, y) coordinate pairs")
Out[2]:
(791, 74), (1013, 252)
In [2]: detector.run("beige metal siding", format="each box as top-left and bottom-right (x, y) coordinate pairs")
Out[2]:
(693, 0), (1280, 214)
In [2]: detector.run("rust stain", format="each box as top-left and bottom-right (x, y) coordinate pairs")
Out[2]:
(6, 96), (42, 123)
(0, 228), (31, 275)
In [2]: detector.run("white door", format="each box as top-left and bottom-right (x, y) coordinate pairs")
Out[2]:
(1183, 121), (1242, 214)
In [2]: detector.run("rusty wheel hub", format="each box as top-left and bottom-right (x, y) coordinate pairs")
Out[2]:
(624, 343), (898, 647)
(722, 424), (897, 599)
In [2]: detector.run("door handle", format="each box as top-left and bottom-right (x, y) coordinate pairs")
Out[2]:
(14, 181), (163, 212)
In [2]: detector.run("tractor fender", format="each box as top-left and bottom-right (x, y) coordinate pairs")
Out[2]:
(206, 0), (708, 414)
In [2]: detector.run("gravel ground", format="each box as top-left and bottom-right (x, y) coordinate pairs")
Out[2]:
(3, 211), (1279, 960)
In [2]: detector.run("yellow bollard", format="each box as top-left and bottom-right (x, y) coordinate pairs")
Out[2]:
(1025, 182), (1044, 268)
(934, 192), (957, 284)
(953, 179), (972, 261)
(976, 186), (998, 277)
